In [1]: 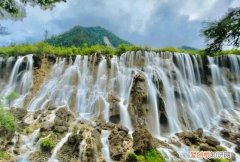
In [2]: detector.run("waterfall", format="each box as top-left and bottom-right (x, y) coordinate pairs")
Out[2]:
(17, 129), (40, 162)
(0, 55), (33, 107)
(1, 52), (240, 161)
(101, 130), (112, 162)
(21, 52), (240, 135)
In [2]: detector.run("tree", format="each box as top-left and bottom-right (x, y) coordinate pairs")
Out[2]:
(0, 0), (66, 19)
(202, 8), (240, 55)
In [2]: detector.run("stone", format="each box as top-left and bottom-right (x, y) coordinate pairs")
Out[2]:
(54, 117), (68, 126)
(205, 136), (220, 146)
(220, 129), (231, 138)
(54, 126), (68, 133)
(195, 128), (203, 137)
(220, 119), (230, 125)
(132, 127), (154, 155)
(199, 143), (216, 151)
(216, 145), (226, 151)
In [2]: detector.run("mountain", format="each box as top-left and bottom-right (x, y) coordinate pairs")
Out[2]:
(45, 26), (131, 47)
(180, 45), (198, 51)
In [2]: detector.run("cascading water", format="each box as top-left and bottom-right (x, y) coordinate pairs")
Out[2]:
(101, 130), (112, 162)
(1, 52), (240, 161)
(0, 55), (33, 108)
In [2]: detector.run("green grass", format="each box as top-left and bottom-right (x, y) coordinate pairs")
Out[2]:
(127, 149), (166, 162)
(0, 107), (17, 133)
(40, 137), (55, 151)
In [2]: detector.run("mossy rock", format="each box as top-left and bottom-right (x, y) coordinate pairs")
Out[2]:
(144, 149), (166, 162)
(126, 149), (165, 162)
(40, 137), (55, 152)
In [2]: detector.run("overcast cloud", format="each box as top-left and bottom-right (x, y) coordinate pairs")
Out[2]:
(0, 0), (239, 48)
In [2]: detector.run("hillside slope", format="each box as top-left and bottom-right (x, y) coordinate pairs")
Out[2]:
(45, 26), (131, 47)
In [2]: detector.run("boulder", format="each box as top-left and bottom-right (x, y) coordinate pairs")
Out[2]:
(54, 126), (68, 133)
(199, 143), (216, 151)
(109, 126), (130, 161)
(220, 129), (231, 138)
(132, 127), (154, 155)
(205, 136), (220, 146)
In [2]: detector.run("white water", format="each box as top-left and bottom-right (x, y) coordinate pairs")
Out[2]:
(101, 130), (112, 162)
(0, 55), (33, 107)
(17, 129), (40, 162)
(1, 52), (240, 161)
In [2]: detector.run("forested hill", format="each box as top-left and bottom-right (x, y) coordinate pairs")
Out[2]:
(45, 26), (131, 47)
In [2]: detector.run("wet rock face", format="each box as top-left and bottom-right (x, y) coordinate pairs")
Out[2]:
(29, 151), (50, 162)
(57, 120), (103, 162)
(53, 108), (73, 134)
(128, 73), (149, 127)
(108, 125), (131, 161)
(108, 94), (120, 123)
(57, 133), (83, 162)
(132, 126), (155, 155)
(176, 129), (226, 153)
(205, 136), (220, 146)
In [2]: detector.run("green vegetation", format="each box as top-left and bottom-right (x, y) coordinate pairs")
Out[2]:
(46, 26), (131, 48)
(0, 42), (240, 57)
(0, 107), (17, 133)
(213, 158), (230, 162)
(144, 149), (166, 162)
(40, 137), (55, 151)
(202, 8), (240, 55)
(127, 149), (166, 162)
(0, 151), (10, 160)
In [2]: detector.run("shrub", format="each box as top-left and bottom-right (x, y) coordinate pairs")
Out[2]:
(144, 149), (166, 162)
(0, 107), (17, 133)
(127, 149), (165, 162)
(40, 137), (55, 151)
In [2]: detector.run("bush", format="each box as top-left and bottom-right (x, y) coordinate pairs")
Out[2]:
(40, 137), (55, 151)
(144, 149), (166, 162)
(0, 107), (17, 133)
(127, 149), (165, 162)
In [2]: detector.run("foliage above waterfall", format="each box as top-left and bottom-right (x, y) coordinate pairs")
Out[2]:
(0, 42), (205, 57)
(45, 26), (131, 48)
(0, 42), (240, 57)
(202, 8), (240, 54)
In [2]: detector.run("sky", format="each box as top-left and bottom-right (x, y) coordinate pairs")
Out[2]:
(0, 0), (239, 48)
